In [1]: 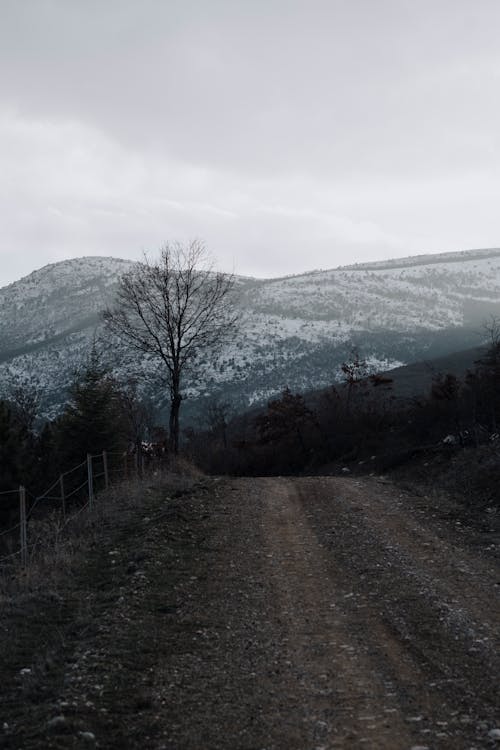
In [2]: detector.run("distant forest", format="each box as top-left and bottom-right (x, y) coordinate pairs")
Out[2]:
(190, 329), (500, 516)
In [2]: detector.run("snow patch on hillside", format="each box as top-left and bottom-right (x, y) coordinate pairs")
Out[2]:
(1, 249), (499, 421)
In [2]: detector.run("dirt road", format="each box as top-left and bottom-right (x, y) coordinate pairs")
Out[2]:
(1, 475), (499, 749)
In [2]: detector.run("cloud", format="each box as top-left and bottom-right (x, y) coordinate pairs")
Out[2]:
(1, 104), (500, 285)
(1, 0), (500, 283)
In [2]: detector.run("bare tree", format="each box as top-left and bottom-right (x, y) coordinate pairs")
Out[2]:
(482, 315), (500, 357)
(341, 348), (368, 414)
(475, 315), (500, 431)
(103, 240), (237, 453)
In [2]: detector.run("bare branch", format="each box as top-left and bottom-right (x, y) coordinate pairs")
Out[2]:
(103, 241), (237, 452)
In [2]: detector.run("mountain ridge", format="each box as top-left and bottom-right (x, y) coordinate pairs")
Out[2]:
(6, 245), (500, 289)
(1, 248), (499, 423)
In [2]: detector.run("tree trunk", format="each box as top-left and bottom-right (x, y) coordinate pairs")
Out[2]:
(169, 391), (182, 454)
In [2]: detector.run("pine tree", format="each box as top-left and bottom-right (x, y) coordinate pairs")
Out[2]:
(0, 400), (22, 492)
(55, 348), (128, 470)
(256, 388), (315, 450)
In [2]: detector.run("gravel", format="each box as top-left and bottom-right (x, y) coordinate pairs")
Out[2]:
(1, 474), (499, 749)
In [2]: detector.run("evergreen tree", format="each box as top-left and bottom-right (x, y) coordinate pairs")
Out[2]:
(256, 388), (315, 451)
(0, 400), (22, 492)
(34, 422), (58, 489)
(55, 348), (128, 470)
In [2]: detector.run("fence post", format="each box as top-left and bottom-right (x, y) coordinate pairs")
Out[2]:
(103, 451), (109, 490)
(19, 485), (27, 568)
(87, 454), (94, 511)
(59, 474), (66, 520)
(135, 449), (139, 479)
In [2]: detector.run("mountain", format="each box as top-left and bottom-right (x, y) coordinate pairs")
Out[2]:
(1, 248), (500, 424)
(371, 345), (488, 401)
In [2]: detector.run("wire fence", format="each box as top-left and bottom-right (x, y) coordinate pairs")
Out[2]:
(0, 447), (165, 570)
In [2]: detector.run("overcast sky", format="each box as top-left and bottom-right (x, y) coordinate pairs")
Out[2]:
(1, 0), (500, 285)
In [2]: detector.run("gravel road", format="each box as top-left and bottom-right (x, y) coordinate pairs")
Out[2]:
(1, 475), (499, 749)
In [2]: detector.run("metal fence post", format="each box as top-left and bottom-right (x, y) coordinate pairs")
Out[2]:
(87, 454), (94, 511)
(19, 485), (27, 567)
(103, 450), (109, 490)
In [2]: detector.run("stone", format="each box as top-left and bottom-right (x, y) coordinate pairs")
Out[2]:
(47, 715), (68, 732)
(78, 731), (96, 743)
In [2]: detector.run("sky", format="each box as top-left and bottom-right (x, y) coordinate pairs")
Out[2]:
(1, 0), (500, 286)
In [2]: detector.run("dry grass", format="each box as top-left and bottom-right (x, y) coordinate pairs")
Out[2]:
(167, 453), (205, 477)
(0, 457), (210, 749)
(0, 459), (202, 602)
(391, 442), (500, 532)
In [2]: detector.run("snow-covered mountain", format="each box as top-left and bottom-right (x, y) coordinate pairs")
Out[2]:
(1, 248), (500, 423)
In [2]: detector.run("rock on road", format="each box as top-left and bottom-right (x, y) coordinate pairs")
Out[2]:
(1, 475), (499, 749)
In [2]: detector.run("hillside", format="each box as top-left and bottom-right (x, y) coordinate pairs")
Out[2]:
(369, 344), (487, 400)
(1, 248), (499, 422)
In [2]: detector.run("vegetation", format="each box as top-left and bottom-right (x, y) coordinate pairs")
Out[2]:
(2, 301), (500, 537)
(103, 240), (237, 453)
(55, 347), (130, 469)
(188, 334), (500, 517)
(0, 347), (155, 524)
(0, 401), (24, 492)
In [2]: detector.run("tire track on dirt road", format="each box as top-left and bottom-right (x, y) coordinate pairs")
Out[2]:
(155, 476), (499, 749)
(255, 476), (500, 748)
(258, 478), (415, 749)
(2, 475), (498, 749)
